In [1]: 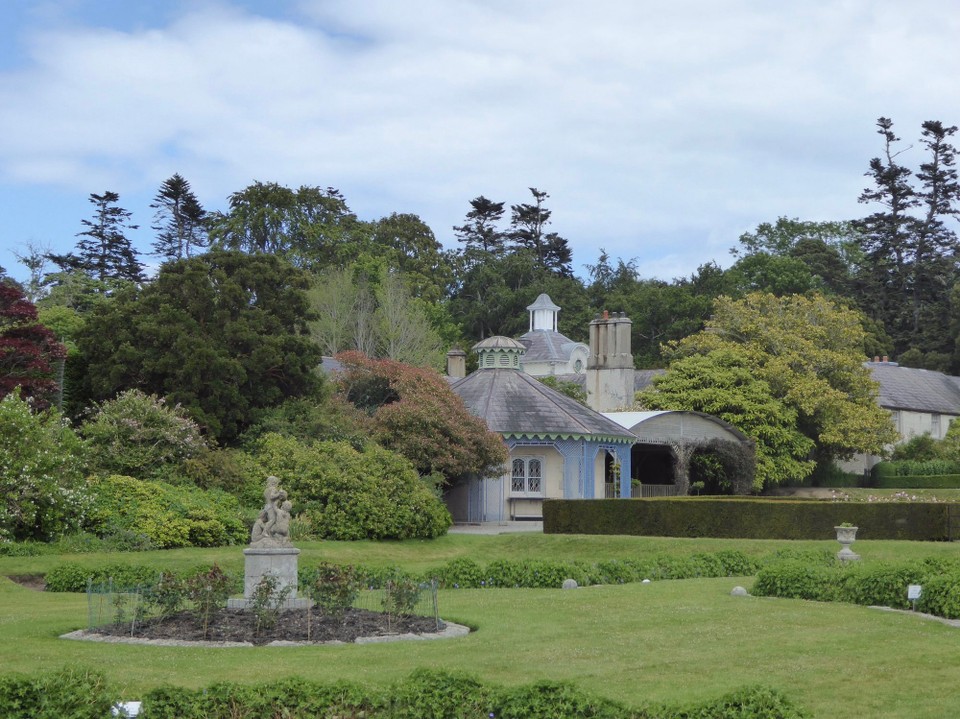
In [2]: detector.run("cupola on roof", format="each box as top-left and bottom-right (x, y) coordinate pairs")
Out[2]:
(526, 293), (561, 332)
(472, 335), (525, 370)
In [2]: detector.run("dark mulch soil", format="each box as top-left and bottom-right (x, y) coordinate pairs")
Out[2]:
(92, 607), (443, 645)
(7, 574), (45, 591)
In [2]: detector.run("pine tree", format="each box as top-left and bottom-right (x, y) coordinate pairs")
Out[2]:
(151, 174), (208, 261)
(856, 118), (960, 356)
(48, 191), (143, 283)
(508, 188), (573, 276)
(453, 195), (506, 259)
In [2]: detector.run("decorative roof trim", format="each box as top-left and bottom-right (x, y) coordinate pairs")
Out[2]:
(502, 431), (633, 444)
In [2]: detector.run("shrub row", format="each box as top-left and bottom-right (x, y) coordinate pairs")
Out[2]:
(872, 473), (960, 489)
(44, 550), (762, 594)
(305, 551), (761, 590)
(44, 562), (242, 594)
(872, 459), (960, 478)
(126, 669), (809, 719)
(0, 530), (161, 557)
(0, 668), (811, 719)
(0, 667), (113, 719)
(544, 498), (958, 540)
(752, 556), (960, 618)
(423, 551), (761, 589)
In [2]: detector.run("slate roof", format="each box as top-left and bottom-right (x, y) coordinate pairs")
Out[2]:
(867, 362), (960, 415)
(451, 368), (635, 442)
(518, 329), (584, 363)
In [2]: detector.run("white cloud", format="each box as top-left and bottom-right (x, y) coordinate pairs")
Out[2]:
(1, 0), (960, 280)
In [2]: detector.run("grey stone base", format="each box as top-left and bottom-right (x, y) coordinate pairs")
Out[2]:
(227, 597), (312, 610)
(241, 546), (302, 604)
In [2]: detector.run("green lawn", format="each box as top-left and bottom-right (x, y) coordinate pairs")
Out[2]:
(2, 533), (960, 718)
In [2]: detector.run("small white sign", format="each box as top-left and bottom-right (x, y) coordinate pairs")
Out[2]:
(908, 585), (922, 600)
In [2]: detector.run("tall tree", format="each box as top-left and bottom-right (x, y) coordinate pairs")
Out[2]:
(911, 121), (960, 340)
(151, 173), (208, 261)
(307, 265), (446, 368)
(637, 347), (814, 490)
(651, 292), (897, 481)
(48, 191), (143, 283)
(856, 117), (960, 357)
(454, 195), (506, 260)
(307, 266), (371, 358)
(13, 242), (50, 303)
(369, 213), (453, 302)
(508, 188), (573, 276)
(0, 281), (67, 409)
(208, 182), (366, 270)
(730, 217), (862, 297)
(75, 250), (322, 444)
(373, 271), (446, 368)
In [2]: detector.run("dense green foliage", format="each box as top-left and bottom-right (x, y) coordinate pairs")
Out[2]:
(543, 498), (956, 540)
(75, 250), (322, 443)
(753, 555), (960, 619)
(872, 473), (960, 489)
(0, 667), (113, 719)
(43, 550), (761, 593)
(101, 670), (810, 719)
(641, 293), (897, 488)
(87, 475), (247, 549)
(245, 433), (451, 540)
(0, 393), (89, 541)
(637, 348), (809, 489)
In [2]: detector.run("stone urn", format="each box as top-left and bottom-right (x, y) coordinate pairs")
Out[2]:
(835, 525), (860, 562)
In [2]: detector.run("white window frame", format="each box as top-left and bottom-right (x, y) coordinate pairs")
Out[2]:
(511, 456), (545, 497)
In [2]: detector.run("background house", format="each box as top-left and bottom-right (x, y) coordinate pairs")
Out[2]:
(842, 359), (960, 474)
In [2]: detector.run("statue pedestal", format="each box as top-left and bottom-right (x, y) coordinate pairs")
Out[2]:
(227, 546), (310, 609)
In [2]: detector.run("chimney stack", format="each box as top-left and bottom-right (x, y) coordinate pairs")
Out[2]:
(446, 348), (467, 379)
(586, 310), (634, 412)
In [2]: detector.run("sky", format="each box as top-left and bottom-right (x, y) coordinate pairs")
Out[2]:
(2, 0), (960, 286)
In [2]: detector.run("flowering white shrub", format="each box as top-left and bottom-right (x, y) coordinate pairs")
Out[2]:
(0, 392), (89, 541)
(80, 389), (208, 479)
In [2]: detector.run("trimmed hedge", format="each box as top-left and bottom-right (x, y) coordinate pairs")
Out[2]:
(44, 562), (242, 594)
(873, 459), (960, 478)
(0, 667), (811, 719)
(44, 551), (763, 593)
(0, 667), (113, 719)
(752, 557), (960, 619)
(872, 474), (960, 489)
(543, 498), (958, 540)
(133, 670), (809, 719)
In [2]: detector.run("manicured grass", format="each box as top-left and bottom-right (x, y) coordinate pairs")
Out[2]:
(3, 533), (960, 718)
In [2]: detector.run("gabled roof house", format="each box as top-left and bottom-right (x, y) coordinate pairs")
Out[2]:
(447, 336), (635, 523)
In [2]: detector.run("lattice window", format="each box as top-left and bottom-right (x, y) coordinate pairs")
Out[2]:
(528, 458), (542, 493)
(511, 456), (544, 496)
(511, 458), (525, 493)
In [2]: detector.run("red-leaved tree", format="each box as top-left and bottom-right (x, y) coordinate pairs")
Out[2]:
(0, 282), (67, 408)
(334, 351), (507, 480)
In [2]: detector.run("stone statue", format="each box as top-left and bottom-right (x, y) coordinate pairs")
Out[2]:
(250, 476), (293, 547)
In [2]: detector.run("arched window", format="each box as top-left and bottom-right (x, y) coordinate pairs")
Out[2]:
(511, 456), (544, 496)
